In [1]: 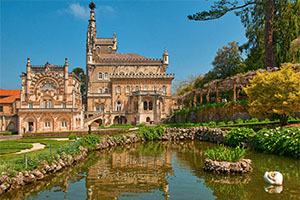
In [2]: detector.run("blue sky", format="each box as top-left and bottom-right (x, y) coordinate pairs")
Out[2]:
(0, 0), (247, 90)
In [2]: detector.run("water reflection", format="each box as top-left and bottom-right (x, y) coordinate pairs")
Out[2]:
(1, 141), (299, 200)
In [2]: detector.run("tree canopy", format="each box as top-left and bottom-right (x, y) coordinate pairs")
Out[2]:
(243, 63), (300, 125)
(72, 67), (86, 96)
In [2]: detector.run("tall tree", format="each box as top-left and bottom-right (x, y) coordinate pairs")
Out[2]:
(72, 67), (86, 96)
(212, 41), (245, 79)
(188, 0), (275, 69)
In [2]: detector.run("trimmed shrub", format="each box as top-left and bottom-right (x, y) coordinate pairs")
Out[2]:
(249, 118), (259, 123)
(208, 121), (217, 127)
(227, 121), (234, 125)
(225, 127), (255, 146)
(235, 118), (244, 124)
(68, 134), (77, 140)
(217, 121), (226, 126)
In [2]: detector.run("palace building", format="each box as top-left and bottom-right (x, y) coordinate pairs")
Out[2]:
(18, 58), (83, 133)
(85, 2), (174, 127)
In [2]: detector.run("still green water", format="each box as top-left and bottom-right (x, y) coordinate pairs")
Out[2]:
(1, 141), (299, 200)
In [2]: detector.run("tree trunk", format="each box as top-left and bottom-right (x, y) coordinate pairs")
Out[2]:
(279, 114), (288, 126)
(264, 0), (275, 69)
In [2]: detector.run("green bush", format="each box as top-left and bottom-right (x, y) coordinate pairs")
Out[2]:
(225, 127), (255, 146)
(288, 116), (295, 121)
(208, 121), (217, 127)
(205, 145), (247, 162)
(100, 124), (105, 129)
(249, 118), (259, 123)
(227, 121), (234, 125)
(138, 126), (164, 140)
(235, 118), (244, 124)
(137, 123), (147, 127)
(252, 127), (300, 157)
(68, 134), (77, 140)
(79, 134), (100, 151)
(262, 118), (271, 123)
(217, 121), (226, 126)
(0, 132), (13, 136)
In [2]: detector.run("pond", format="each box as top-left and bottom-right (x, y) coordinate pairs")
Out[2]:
(1, 141), (299, 200)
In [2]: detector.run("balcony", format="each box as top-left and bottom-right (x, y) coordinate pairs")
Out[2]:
(18, 108), (79, 113)
(131, 90), (164, 96)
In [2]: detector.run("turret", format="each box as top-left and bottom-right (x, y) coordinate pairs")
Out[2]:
(26, 58), (31, 99)
(64, 58), (69, 96)
(113, 32), (117, 50)
(163, 48), (169, 65)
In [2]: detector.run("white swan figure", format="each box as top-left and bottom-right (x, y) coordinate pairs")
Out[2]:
(264, 171), (283, 185)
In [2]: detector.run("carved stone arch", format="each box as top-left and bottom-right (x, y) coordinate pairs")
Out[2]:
(31, 74), (63, 95)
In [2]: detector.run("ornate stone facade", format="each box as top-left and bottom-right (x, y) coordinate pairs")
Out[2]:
(85, 2), (174, 127)
(18, 58), (83, 134)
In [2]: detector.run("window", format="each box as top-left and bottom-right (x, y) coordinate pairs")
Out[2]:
(29, 103), (33, 108)
(154, 86), (157, 91)
(98, 72), (103, 80)
(116, 101), (122, 111)
(61, 121), (67, 128)
(104, 72), (108, 80)
(96, 105), (100, 111)
(43, 100), (47, 108)
(104, 88), (109, 94)
(144, 101), (148, 110)
(98, 88), (102, 94)
(96, 46), (100, 53)
(149, 101), (153, 110)
(117, 85), (121, 94)
(126, 86), (130, 93)
(100, 105), (104, 112)
(108, 46), (112, 53)
(135, 86), (139, 91)
(0, 106), (3, 112)
(45, 121), (50, 128)
(144, 86), (148, 91)
(62, 103), (66, 108)
(162, 86), (166, 94)
(48, 100), (53, 108)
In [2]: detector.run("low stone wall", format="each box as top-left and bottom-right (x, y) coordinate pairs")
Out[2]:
(203, 158), (253, 174)
(0, 127), (229, 196)
(161, 127), (227, 144)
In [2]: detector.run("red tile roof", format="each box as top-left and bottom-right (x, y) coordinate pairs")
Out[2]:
(0, 94), (20, 103)
(0, 89), (20, 96)
(105, 53), (149, 60)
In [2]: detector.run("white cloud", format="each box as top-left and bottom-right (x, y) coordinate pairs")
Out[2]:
(59, 3), (89, 20)
(58, 3), (116, 20)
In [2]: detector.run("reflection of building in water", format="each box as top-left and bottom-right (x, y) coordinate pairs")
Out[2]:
(86, 150), (172, 200)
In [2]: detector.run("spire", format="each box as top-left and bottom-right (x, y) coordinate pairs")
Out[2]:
(88, 2), (96, 27)
(163, 48), (168, 65)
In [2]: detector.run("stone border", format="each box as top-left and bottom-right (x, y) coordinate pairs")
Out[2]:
(203, 158), (253, 174)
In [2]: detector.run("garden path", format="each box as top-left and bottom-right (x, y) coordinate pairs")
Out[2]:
(15, 143), (46, 154)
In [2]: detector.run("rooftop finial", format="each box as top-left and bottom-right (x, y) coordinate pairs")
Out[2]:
(89, 1), (96, 10)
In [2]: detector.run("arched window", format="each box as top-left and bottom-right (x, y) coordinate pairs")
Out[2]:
(135, 86), (139, 91)
(146, 117), (151, 122)
(100, 105), (105, 112)
(104, 88), (109, 94)
(162, 86), (166, 94)
(43, 100), (47, 108)
(45, 121), (50, 128)
(61, 121), (67, 128)
(149, 101), (153, 110)
(116, 101), (122, 111)
(96, 46), (100, 53)
(98, 72), (103, 80)
(154, 86), (157, 91)
(48, 100), (53, 108)
(108, 46), (112, 53)
(96, 105), (100, 111)
(98, 88), (102, 94)
(144, 101), (148, 110)
(104, 72), (108, 80)
(144, 86), (148, 91)
(126, 86), (130, 93)
(62, 102), (66, 108)
(117, 85), (121, 94)
(29, 103), (33, 108)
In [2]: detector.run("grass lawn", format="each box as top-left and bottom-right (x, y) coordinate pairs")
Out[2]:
(0, 137), (73, 173)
